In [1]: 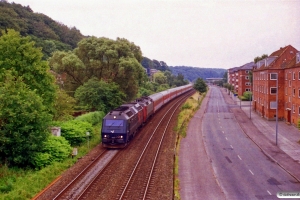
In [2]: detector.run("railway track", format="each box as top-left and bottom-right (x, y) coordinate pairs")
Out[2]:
(117, 91), (193, 200)
(52, 149), (118, 200)
(49, 90), (194, 200)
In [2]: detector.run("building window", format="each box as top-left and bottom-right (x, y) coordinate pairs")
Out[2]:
(246, 88), (251, 91)
(293, 104), (295, 113)
(299, 89), (300, 98)
(245, 82), (251, 86)
(270, 101), (277, 109)
(299, 106), (300, 115)
(285, 87), (287, 95)
(293, 88), (295, 96)
(245, 76), (249, 80)
(245, 70), (249, 74)
(270, 73), (277, 80)
(270, 87), (277, 94)
(298, 71), (300, 80)
(293, 72), (296, 80)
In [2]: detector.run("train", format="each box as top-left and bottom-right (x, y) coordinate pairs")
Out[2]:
(101, 84), (193, 148)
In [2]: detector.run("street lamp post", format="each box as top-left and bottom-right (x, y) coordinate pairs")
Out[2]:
(250, 93), (252, 119)
(275, 73), (278, 145)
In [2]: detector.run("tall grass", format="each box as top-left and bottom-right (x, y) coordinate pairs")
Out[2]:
(173, 91), (207, 200)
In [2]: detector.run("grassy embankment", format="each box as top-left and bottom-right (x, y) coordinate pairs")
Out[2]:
(173, 90), (207, 200)
(0, 124), (101, 200)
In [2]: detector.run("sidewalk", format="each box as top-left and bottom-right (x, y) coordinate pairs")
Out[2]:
(221, 88), (300, 182)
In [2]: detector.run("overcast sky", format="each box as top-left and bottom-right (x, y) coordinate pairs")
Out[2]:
(9, 0), (300, 69)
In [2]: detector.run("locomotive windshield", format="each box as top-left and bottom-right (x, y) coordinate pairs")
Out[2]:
(105, 119), (124, 127)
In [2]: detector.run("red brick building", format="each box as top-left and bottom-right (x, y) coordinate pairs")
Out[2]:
(252, 45), (299, 125)
(284, 51), (300, 125)
(237, 62), (256, 96)
(228, 62), (256, 96)
(228, 67), (239, 92)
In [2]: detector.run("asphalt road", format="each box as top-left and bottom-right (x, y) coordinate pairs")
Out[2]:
(202, 86), (300, 199)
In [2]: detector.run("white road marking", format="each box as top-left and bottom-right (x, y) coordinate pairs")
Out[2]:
(222, 131), (224, 134)
(225, 137), (228, 140)
(238, 155), (242, 160)
(230, 145), (233, 149)
(249, 170), (254, 175)
(267, 190), (271, 195)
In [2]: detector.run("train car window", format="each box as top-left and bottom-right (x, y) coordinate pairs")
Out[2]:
(105, 120), (124, 127)
(125, 111), (133, 117)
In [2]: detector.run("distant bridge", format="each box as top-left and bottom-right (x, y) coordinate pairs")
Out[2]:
(206, 78), (223, 83)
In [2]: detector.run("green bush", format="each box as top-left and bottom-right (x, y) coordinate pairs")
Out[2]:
(0, 178), (14, 193)
(243, 91), (252, 101)
(75, 111), (105, 126)
(31, 135), (72, 168)
(181, 103), (192, 110)
(239, 96), (247, 101)
(59, 120), (93, 146)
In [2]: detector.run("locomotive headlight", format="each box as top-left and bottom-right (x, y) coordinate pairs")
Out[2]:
(103, 135), (108, 138)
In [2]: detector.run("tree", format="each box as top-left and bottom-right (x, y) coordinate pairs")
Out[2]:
(53, 89), (76, 121)
(0, 29), (56, 112)
(153, 71), (167, 84)
(50, 36), (146, 101)
(0, 72), (52, 167)
(0, 30), (57, 167)
(254, 54), (268, 63)
(194, 78), (207, 94)
(74, 78), (125, 112)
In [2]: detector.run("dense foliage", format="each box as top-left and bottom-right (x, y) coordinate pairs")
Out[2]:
(75, 111), (105, 126)
(141, 57), (170, 72)
(56, 120), (93, 147)
(31, 135), (72, 168)
(0, 72), (52, 167)
(53, 89), (76, 121)
(169, 66), (226, 82)
(50, 37), (146, 101)
(0, 30), (57, 167)
(193, 78), (208, 94)
(0, 30), (56, 111)
(75, 78), (125, 113)
(0, 1), (84, 59)
(254, 54), (268, 63)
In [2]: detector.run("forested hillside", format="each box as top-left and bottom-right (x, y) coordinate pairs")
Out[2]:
(141, 57), (170, 71)
(169, 66), (226, 82)
(0, 1), (84, 59)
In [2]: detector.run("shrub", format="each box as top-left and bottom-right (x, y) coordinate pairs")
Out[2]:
(59, 120), (93, 146)
(31, 135), (72, 168)
(243, 91), (252, 101)
(75, 111), (105, 126)
(181, 103), (192, 110)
